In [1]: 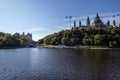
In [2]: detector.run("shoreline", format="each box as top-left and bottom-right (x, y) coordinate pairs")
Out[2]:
(0, 46), (36, 49)
(37, 45), (120, 50)
(1, 45), (120, 50)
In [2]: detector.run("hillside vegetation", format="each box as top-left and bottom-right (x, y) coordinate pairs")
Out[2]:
(38, 27), (120, 47)
(0, 32), (33, 48)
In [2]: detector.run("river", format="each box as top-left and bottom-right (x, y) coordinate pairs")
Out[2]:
(0, 48), (120, 80)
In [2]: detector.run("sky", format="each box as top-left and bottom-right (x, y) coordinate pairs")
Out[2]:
(0, 0), (120, 41)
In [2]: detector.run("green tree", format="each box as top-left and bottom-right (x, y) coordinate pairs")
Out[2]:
(82, 35), (93, 45)
(94, 34), (103, 46)
(62, 37), (69, 45)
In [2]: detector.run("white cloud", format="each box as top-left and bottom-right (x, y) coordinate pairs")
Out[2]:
(56, 23), (71, 30)
(16, 27), (48, 33)
(57, 26), (69, 30)
(32, 34), (45, 41)
(25, 28), (46, 32)
(25, 27), (47, 32)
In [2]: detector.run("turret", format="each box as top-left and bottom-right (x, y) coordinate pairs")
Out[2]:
(106, 20), (110, 26)
(79, 21), (81, 27)
(22, 32), (25, 36)
(86, 16), (90, 27)
(113, 20), (116, 26)
(92, 12), (103, 27)
(96, 12), (100, 18)
(74, 21), (76, 28)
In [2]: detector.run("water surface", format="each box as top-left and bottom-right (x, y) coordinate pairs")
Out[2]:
(0, 48), (120, 80)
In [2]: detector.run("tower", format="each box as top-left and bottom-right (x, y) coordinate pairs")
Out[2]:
(92, 13), (103, 27)
(113, 20), (116, 26)
(86, 16), (90, 27)
(106, 20), (110, 26)
(25, 33), (33, 42)
(74, 21), (76, 27)
(79, 21), (81, 27)
(22, 32), (25, 36)
(96, 12), (100, 18)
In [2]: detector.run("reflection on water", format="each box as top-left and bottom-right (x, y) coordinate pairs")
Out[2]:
(82, 49), (110, 63)
(30, 49), (39, 65)
(0, 48), (120, 80)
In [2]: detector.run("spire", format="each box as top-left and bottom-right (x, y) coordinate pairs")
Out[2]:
(93, 12), (103, 27)
(96, 12), (99, 18)
(86, 16), (90, 27)
(22, 32), (25, 36)
(79, 21), (81, 27)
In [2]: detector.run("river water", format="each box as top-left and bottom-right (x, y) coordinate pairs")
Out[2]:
(0, 48), (120, 80)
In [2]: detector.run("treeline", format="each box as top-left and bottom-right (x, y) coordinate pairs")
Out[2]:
(0, 32), (32, 48)
(38, 27), (120, 47)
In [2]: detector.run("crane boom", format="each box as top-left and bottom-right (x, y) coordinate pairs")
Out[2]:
(65, 16), (81, 28)
(111, 14), (120, 20)
(65, 13), (120, 28)
(65, 16), (72, 28)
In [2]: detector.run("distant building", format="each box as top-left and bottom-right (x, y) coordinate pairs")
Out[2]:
(86, 16), (90, 27)
(79, 21), (81, 27)
(113, 20), (116, 26)
(92, 13), (104, 27)
(72, 13), (118, 29)
(105, 20), (110, 26)
(22, 32), (33, 42)
(74, 21), (76, 27)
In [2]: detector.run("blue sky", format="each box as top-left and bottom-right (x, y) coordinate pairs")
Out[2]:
(0, 0), (120, 41)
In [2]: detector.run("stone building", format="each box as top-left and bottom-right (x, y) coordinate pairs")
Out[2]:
(86, 16), (90, 27)
(22, 32), (33, 42)
(72, 13), (118, 29)
(92, 13), (104, 27)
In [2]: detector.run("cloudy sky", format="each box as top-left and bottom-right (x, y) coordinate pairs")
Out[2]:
(0, 0), (120, 41)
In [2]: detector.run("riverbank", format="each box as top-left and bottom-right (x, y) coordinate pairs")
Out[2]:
(0, 47), (21, 49)
(0, 46), (36, 49)
(37, 45), (120, 49)
(1, 45), (120, 49)
(37, 45), (75, 49)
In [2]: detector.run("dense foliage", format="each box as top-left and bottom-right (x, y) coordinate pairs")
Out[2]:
(0, 32), (32, 48)
(38, 27), (120, 47)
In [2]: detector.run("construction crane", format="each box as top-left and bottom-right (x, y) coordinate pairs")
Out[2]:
(112, 14), (120, 26)
(65, 16), (72, 28)
(111, 14), (120, 26)
(65, 13), (120, 28)
(112, 14), (120, 19)
(65, 16), (81, 28)
(106, 13), (120, 26)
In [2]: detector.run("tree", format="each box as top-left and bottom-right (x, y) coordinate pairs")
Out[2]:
(109, 41), (118, 47)
(94, 34), (103, 46)
(36, 27), (120, 47)
(82, 35), (93, 45)
(61, 37), (69, 45)
(38, 39), (44, 44)
(20, 37), (29, 47)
